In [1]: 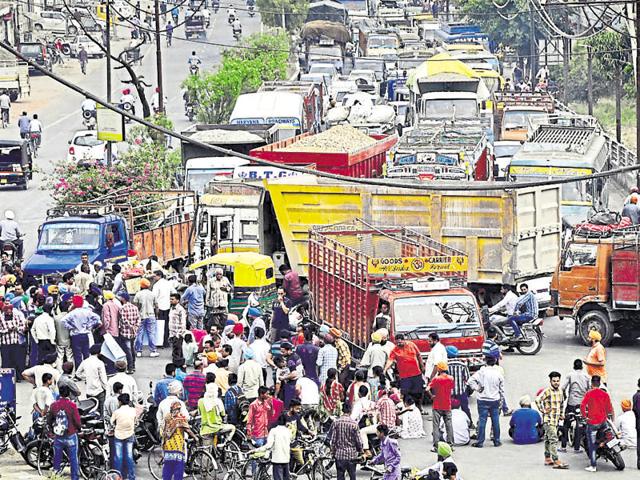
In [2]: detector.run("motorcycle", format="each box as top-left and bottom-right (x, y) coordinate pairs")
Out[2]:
(1, 238), (22, 264)
(185, 102), (196, 121)
(189, 63), (200, 76)
(82, 108), (96, 130)
(228, 13), (235, 24)
(248, 5), (255, 16)
(0, 405), (27, 459)
(578, 417), (625, 470)
(119, 102), (134, 123)
(481, 306), (544, 355)
(233, 28), (242, 41)
(135, 382), (160, 451)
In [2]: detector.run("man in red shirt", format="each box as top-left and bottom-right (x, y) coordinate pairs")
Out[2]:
(384, 333), (425, 409)
(246, 386), (274, 473)
(48, 385), (82, 480)
(580, 375), (614, 472)
(426, 361), (455, 450)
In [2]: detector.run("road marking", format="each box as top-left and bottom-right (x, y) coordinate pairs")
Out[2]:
(47, 108), (81, 128)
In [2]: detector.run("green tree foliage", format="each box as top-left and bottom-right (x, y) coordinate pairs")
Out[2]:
(256, 0), (308, 32)
(458, 0), (535, 58)
(182, 32), (290, 123)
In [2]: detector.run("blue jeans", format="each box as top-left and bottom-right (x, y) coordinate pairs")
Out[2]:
(54, 433), (80, 480)
(476, 399), (501, 446)
(586, 422), (605, 467)
(114, 435), (136, 479)
(135, 317), (157, 353)
(163, 458), (185, 480)
(251, 437), (267, 475)
(509, 314), (533, 337)
(70, 333), (90, 369)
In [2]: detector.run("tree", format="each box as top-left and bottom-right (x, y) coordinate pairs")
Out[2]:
(256, 0), (308, 32)
(182, 32), (290, 123)
(585, 31), (632, 142)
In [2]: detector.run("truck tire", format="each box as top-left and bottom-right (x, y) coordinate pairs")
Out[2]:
(578, 309), (614, 346)
(9, 91), (18, 102)
(67, 25), (78, 35)
(61, 45), (71, 56)
(34, 24), (43, 31)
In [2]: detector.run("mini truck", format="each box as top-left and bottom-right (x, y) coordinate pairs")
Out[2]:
(24, 191), (197, 278)
(551, 226), (640, 346)
(309, 219), (485, 367)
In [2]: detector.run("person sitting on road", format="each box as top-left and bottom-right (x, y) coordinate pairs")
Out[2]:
(509, 395), (542, 445)
(508, 283), (538, 338)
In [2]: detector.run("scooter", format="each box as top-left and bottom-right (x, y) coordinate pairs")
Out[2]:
(248, 5), (255, 16)
(82, 108), (96, 130)
(481, 306), (544, 355)
(189, 63), (200, 75)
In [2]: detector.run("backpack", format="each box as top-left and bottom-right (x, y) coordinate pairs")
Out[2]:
(52, 408), (69, 436)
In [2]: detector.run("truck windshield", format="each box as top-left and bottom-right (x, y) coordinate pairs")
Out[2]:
(394, 294), (479, 333)
(503, 111), (549, 130)
(39, 223), (100, 250)
(423, 99), (477, 119)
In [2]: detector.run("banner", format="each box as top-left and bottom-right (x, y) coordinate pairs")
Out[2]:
(367, 255), (468, 274)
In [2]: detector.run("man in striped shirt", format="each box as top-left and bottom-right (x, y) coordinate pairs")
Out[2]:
(509, 283), (539, 338)
(446, 346), (472, 425)
(183, 360), (207, 411)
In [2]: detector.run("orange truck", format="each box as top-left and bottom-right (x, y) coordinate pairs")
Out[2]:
(493, 92), (554, 142)
(308, 219), (485, 368)
(550, 226), (640, 346)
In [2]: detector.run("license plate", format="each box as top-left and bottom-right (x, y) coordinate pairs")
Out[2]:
(606, 439), (619, 448)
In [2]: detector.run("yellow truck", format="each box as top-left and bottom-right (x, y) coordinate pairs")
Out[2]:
(196, 177), (562, 299)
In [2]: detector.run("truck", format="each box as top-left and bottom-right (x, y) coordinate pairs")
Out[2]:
(258, 81), (325, 134)
(249, 126), (398, 177)
(229, 92), (311, 135)
(493, 92), (554, 142)
(550, 226), (640, 346)
(0, 61), (30, 102)
(24, 191), (198, 278)
(389, 123), (490, 181)
(358, 27), (400, 58)
(308, 219), (486, 365)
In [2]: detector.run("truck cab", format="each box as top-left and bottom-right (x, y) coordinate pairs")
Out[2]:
(24, 215), (129, 278)
(379, 279), (485, 368)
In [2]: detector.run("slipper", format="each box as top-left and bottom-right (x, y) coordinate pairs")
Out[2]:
(552, 463), (569, 470)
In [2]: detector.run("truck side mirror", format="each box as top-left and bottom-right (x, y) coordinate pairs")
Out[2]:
(199, 212), (209, 238)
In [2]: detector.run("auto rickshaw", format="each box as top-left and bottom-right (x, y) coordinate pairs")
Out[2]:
(0, 140), (32, 190)
(188, 252), (277, 316)
(185, 11), (207, 39)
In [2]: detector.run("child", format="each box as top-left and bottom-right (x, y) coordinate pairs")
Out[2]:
(182, 333), (198, 367)
(274, 356), (289, 400)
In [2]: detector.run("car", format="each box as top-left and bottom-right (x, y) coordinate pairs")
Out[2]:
(69, 35), (104, 58)
(24, 10), (78, 35)
(67, 130), (112, 165)
(17, 42), (52, 71)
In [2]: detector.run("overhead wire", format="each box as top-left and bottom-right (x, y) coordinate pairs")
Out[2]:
(0, 40), (638, 193)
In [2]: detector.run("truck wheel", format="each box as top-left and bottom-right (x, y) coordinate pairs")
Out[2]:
(578, 309), (614, 346)
(34, 24), (43, 31)
(68, 25), (78, 35)
(9, 91), (18, 102)
(61, 45), (71, 56)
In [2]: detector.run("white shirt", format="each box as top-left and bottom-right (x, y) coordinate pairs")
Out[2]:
(0, 219), (20, 241)
(120, 94), (135, 105)
(468, 365), (505, 402)
(153, 278), (172, 311)
(250, 338), (270, 369)
(23, 364), (60, 389)
(296, 377), (319, 405)
(108, 372), (139, 400)
(449, 408), (471, 445)
(81, 99), (96, 111)
(351, 397), (375, 422)
(226, 336), (246, 374)
(256, 425), (292, 463)
(615, 411), (637, 447)
(424, 341), (447, 379)
(31, 386), (55, 411)
(489, 290), (519, 316)
(0, 94), (10, 109)
(29, 119), (43, 133)
(76, 355), (108, 396)
(31, 312), (56, 343)
(237, 359), (264, 398)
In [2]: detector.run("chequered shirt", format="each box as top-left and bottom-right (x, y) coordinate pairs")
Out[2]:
(536, 386), (564, 426)
(330, 415), (363, 460)
(0, 310), (26, 345)
(169, 304), (187, 338)
(118, 303), (141, 339)
(317, 344), (338, 383)
(335, 338), (351, 370)
(376, 395), (397, 427)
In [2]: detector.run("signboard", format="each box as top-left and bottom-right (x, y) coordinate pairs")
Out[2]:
(233, 166), (304, 180)
(96, 104), (125, 142)
(509, 166), (592, 176)
(436, 154), (458, 166)
(0, 368), (16, 413)
(367, 255), (468, 274)
(396, 153), (417, 165)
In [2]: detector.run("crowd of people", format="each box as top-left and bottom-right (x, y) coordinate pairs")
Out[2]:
(1, 245), (640, 480)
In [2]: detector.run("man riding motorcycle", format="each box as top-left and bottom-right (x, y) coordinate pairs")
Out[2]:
(508, 283), (538, 338)
(188, 51), (202, 66)
(0, 210), (23, 261)
(232, 18), (242, 35)
(119, 89), (136, 116)
(227, 5), (236, 23)
(488, 285), (519, 329)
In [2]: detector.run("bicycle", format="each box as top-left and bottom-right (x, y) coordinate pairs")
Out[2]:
(222, 449), (271, 480)
(29, 132), (41, 158)
(148, 437), (218, 480)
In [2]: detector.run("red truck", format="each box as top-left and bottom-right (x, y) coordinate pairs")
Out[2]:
(250, 128), (398, 177)
(308, 219), (485, 367)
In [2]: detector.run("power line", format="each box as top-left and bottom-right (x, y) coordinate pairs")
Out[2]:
(0, 39), (637, 193)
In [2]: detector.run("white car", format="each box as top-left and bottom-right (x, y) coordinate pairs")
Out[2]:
(67, 130), (113, 165)
(70, 35), (104, 58)
(25, 10), (78, 35)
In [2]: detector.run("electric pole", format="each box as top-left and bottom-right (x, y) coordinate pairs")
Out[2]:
(529, 0), (537, 81)
(106, 0), (113, 167)
(155, 0), (164, 113)
(636, 0), (640, 187)
(587, 45), (593, 116)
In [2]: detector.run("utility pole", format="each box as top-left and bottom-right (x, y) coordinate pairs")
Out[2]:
(587, 44), (593, 116)
(528, 0), (537, 81)
(562, 37), (569, 105)
(106, 0), (113, 167)
(154, 0), (164, 113)
(636, 0), (640, 187)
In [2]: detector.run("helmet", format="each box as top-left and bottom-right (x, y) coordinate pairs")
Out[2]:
(4, 210), (14, 220)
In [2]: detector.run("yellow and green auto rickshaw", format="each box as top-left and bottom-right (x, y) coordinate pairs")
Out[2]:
(188, 252), (277, 316)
